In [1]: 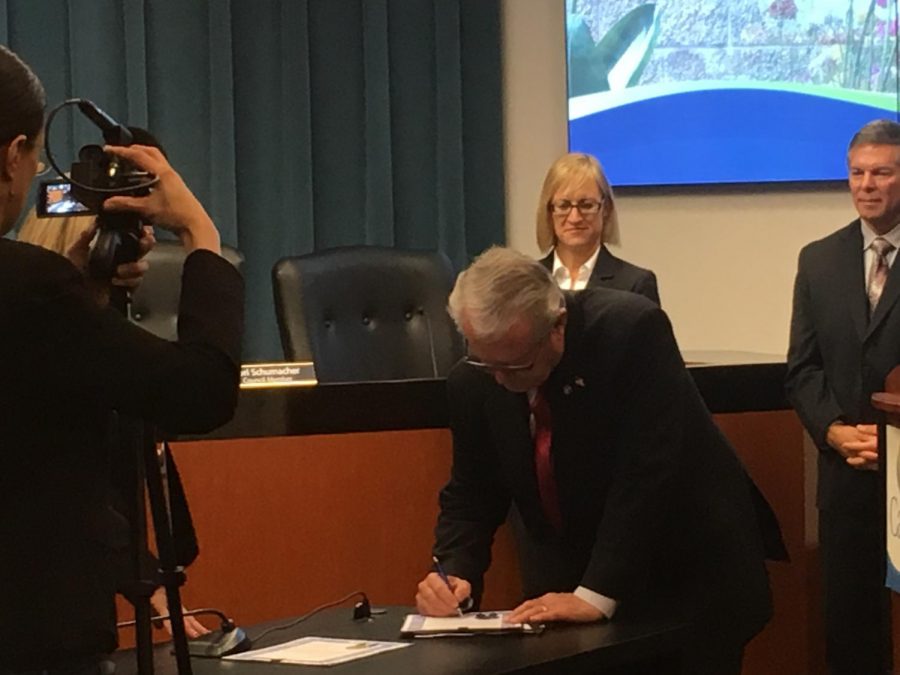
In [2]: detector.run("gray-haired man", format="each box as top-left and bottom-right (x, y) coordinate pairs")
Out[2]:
(416, 246), (781, 675)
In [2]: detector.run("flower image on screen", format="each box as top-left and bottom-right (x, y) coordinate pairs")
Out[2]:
(567, 0), (900, 185)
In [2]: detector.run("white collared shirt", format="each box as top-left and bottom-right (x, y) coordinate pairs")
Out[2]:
(861, 220), (900, 273)
(574, 585), (618, 619)
(551, 246), (601, 291)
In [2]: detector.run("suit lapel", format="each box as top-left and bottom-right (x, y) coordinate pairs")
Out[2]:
(588, 245), (618, 284)
(837, 223), (868, 341)
(539, 252), (553, 272)
(484, 385), (538, 501)
(479, 296), (589, 534)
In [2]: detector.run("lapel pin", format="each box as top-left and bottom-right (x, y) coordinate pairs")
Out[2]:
(574, 377), (585, 387)
(562, 384), (572, 395)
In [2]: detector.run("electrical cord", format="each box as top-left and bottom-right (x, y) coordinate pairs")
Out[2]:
(249, 590), (370, 645)
(116, 607), (237, 633)
(43, 98), (160, 194)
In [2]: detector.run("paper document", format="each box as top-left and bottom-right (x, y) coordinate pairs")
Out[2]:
(223, 636), (409, 665)
(401, 611), (543, 636)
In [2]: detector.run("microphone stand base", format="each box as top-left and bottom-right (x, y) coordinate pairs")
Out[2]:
(186, 628), (252, 658)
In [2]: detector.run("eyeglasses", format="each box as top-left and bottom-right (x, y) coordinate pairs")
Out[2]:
(465, 347), (542, 374)
(549, 198), (602, 216)
(464, 320), (558, 374)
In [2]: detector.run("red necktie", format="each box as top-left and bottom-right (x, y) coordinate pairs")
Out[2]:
(530, 388), (562, 531)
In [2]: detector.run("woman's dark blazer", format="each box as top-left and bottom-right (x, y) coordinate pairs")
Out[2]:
(0, 240), (243, 670)
(540, 245), (660, 305)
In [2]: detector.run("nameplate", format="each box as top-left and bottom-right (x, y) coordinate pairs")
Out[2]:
(240, 362), (317, 389)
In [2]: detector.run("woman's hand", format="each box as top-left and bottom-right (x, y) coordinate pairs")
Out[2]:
(102, 145), (221, 254)
(66, 222), (156, 306)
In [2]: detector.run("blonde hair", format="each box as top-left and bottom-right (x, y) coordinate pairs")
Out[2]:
(535, 152), (619, 253)
(17, 207), (94, 255)
(448, 246), (564, 341)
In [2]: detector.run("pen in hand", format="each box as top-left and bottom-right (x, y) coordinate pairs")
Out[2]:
(432, 555), (464, 617)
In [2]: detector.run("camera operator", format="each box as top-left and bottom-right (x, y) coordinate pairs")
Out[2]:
(17, 211), (213, 641)
(0, 45), (243, 674)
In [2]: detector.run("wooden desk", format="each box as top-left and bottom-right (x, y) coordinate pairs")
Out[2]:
(117, 353), (820, 673)
(199, 350), (788, 440)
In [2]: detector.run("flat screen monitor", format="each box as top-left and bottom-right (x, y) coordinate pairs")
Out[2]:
(566, 0), (900, 186)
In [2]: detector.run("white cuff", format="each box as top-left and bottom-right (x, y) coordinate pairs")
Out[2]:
(574, 586), (617, 619)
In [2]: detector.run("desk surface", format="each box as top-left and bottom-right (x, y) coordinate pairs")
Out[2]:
(113, 606), (688, 675)
(201, 351), (787, 440)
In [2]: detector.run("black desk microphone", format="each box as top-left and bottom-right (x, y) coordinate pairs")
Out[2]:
(119, 607), (252, 658)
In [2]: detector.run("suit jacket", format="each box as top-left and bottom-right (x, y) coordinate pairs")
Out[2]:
(435, 289), (774, 645)
(540, 245), (660, 305)
(785, 220), (900, 517)
(0, 241), (243, 670)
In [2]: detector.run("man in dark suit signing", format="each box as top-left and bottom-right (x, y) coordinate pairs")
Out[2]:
(416, 246), (778, 674)
(786, 119), (900, 674)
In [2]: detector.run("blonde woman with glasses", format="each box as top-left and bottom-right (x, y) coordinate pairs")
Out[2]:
(536, 153), (659, 304)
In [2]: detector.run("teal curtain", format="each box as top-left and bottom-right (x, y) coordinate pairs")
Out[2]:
(2, 0), (504, 359)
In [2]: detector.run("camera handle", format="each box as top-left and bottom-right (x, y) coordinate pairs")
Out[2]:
(89, 211), (144, 282)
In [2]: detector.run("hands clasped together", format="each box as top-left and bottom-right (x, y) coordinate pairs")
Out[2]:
(828, 422), (879, 470)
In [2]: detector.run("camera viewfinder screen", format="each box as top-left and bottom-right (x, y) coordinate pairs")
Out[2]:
(42, 182), (91, 216)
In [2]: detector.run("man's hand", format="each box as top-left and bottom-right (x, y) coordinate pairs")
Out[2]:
(102, 145), (220, 255)
(506, 592), (605, 625)
(827, 422), (878, 470)
(415, 572), (472, 617)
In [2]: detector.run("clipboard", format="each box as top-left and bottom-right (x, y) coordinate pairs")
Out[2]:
(400, 611), (544, 637)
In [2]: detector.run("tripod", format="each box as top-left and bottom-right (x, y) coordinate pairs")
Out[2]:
(114, 413), (195, 675)
(110, 289), (195, 675)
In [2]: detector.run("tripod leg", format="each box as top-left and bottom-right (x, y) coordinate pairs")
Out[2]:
(143, 433), (193, 675)
(134, 599), (155, 675)
(115, 412), (155, 675)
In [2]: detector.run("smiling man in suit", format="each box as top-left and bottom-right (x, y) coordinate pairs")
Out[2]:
(786, 119), (900, 674)
(415, 246), (779, 675)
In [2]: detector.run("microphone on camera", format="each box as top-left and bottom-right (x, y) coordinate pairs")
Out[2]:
(76, 99), (133, 146)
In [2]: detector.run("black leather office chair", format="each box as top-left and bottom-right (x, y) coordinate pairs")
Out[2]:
(130, 241), (244, 340)
(272, 246), (463, 382)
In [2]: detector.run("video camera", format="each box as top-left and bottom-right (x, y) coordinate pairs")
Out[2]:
(40, 99), (158, 279)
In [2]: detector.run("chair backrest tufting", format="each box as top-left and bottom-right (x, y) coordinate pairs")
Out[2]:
(272, 246), (463, 382)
